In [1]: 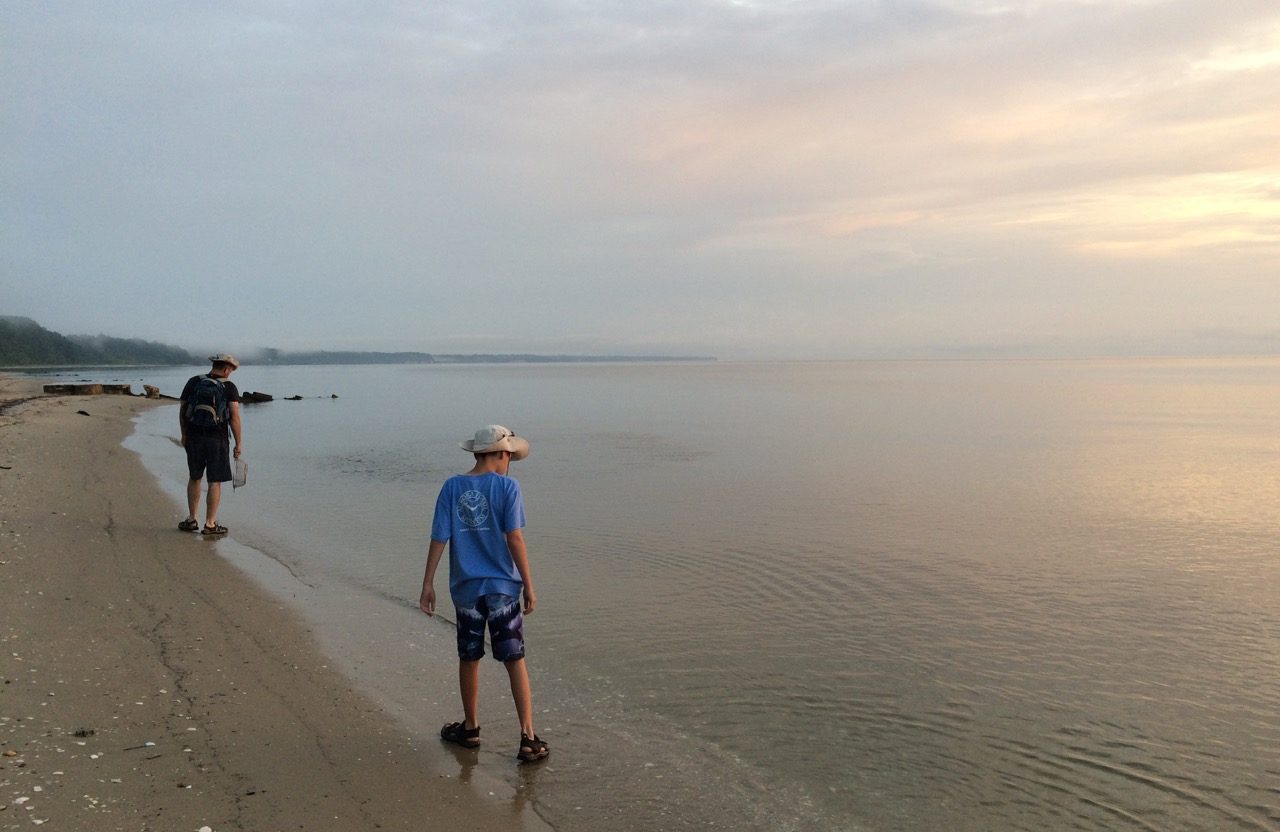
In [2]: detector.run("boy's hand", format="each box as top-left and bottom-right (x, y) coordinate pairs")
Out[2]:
(523, 585), (537, 615)
(421, 540), (446, 617)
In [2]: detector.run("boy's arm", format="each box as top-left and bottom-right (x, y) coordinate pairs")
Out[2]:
(420, 539), (446, 616)
(505, 528), (537, 614)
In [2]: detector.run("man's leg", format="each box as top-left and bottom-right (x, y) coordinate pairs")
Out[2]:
(504, 657), (535, 738)
(186, 477), (203, 522)
(205, 481), (222, 527)
(460, 659), (481, 728)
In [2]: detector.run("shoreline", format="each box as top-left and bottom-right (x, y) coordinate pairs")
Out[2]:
(0, 376), (551, 831)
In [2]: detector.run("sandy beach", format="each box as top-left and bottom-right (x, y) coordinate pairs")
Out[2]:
(0, 376), (549, 831)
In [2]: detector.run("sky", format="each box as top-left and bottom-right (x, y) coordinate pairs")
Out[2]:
(3, 0), (1278, 360)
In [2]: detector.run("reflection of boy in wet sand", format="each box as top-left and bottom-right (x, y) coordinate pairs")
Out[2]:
(419, 425), (548, 762)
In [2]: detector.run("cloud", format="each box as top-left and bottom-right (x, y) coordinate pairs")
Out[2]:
(3, 0), (1279, 358)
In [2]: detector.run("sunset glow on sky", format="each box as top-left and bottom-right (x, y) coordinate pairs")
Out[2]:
(4, 1), (1278, 358)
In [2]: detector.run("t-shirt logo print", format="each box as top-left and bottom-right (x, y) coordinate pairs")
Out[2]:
(457, 490), (490, 528)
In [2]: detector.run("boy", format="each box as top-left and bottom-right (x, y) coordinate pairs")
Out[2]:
(419, 425), (549, 762)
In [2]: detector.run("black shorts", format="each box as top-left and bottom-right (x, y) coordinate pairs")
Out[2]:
(185, 430), (232, 483)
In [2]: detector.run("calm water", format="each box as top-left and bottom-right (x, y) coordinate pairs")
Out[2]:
(66, 359), (1280, 830)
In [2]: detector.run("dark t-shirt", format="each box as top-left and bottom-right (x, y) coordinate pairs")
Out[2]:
(180, 374), (241, 437)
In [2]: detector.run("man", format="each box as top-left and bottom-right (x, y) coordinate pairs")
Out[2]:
(177, 354), (243, 537)
(419, 425), (549, 762)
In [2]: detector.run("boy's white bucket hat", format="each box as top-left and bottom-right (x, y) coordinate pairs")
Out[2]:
(461, 425), (530, 460)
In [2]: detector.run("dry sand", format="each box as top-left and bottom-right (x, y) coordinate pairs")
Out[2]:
(0, 376), (551, 831)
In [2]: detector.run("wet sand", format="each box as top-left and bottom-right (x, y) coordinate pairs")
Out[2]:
(0, 375), (550, 831)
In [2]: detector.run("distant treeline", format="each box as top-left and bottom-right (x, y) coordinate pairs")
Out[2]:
(0, 316), (714, 368)
(253, 349), (436, 365)
(250, 349), (714, 365)
(432, 354), (714, 364)
(0, 316), (198, 367)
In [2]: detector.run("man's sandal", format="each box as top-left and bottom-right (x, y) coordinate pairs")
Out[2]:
(201, 523), (228, 537)
(178, 519), (200, 532)
(440, 721), (481, 748)
(518, 733), (549, 762)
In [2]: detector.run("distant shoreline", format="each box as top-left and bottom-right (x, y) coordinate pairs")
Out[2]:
(1, 353), (717, 371)
(1, 314), (715, 368)
(253, 352), (718, 366)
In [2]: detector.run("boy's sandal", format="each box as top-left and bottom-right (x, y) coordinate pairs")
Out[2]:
(178, 519), (200, 532)
(201, 523), (228, 537)
(440, 721), (481, 748)
(518, 733), (549, 762)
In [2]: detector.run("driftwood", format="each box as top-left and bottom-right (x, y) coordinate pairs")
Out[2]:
(43, 383), (134, 396)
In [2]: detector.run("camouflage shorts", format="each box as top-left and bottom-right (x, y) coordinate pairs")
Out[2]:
(455, 593), (525, 662)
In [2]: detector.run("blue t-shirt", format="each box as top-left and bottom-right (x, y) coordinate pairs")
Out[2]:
(431, 472), (526, 604)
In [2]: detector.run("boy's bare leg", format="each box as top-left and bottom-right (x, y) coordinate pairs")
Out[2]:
(505, 657), (535, 737)
(460, 659), (481, 728)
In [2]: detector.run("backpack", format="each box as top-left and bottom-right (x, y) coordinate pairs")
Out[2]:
(185, 374), (229, 429)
